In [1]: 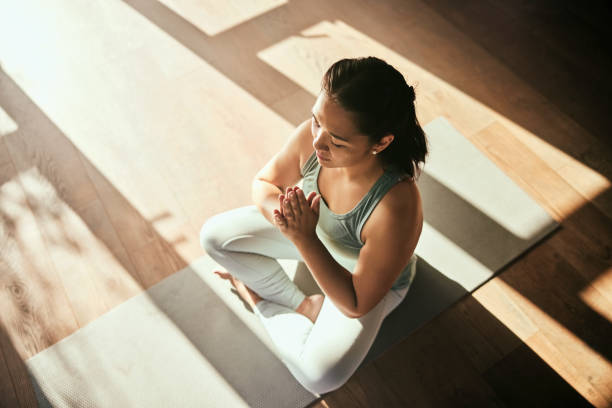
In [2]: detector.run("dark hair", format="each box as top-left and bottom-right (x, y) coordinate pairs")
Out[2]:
(321, 56), (428, 179)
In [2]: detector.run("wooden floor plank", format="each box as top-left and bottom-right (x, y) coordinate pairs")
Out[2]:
(0, 327), (20, 408)
(498, 241), (612, 403)
(438, 295), (521, 374)
(0, 326), (37, 408)
(527, 330), (610, 407)
(547, 207), (612, 305)
(483, 342), (593, 407)
(0, 148), (74, 407)
(3, 127), (112, 328)
(426, 0), (612, 150)
(366, 308), (506, 407)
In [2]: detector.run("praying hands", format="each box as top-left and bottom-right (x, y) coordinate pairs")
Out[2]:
(273, 186), (321, 245)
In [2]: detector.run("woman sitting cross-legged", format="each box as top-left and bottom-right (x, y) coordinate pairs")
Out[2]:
(200, 56), (428, 396)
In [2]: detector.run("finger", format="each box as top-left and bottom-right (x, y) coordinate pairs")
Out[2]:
(275, 218), (286, 230)
(283, 197), (294, 219)
(296, 189), (309, 209)
(214, 270), (232, 280)
(306, 191), (317, 204)
(278, 194), (286, 215)
(295, 188), (305, 200)
(312, 194), (321, 215)
(287, 185), (299, 201)
(288, 189), (302, 215)
(273, 208), (286, 220)
(273, 210), (285, 225)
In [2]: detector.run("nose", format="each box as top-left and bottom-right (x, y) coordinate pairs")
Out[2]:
(313, 129), (329, 151)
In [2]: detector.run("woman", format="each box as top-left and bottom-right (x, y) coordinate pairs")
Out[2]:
(200, 56), (428, 396)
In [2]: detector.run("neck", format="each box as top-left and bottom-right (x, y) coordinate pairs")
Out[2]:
(336, 156), (385, 183)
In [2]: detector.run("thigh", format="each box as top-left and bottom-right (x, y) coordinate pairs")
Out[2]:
(200, 205), (303, 261)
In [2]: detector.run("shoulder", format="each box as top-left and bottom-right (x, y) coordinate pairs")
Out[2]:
(295, 119), (315, 174)
(351, 177), (422, 317)
(360, 176), (423, 245)
(385, 176), (422, 216)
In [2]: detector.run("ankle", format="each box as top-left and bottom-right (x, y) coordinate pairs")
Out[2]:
(295, 294), (324, 323)
(296, 296), (310, 314)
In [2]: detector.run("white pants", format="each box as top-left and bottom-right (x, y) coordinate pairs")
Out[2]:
(199, 205), (411, 396)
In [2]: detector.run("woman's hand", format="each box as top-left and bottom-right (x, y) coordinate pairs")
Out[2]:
(273, 186), (321, 245)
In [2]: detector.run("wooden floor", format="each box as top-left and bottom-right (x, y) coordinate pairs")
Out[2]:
(1, 0), (611, 406)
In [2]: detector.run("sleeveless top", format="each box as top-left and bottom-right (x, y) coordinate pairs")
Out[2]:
(300, 151), (418, 291)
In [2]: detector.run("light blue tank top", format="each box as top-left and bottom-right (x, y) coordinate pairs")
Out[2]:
(300, 151), (417, 291)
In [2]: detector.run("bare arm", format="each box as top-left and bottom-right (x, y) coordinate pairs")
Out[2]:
(252, 178), (283, 224)
(352, 182), (423, 317)
(294, 235), (359, 318)
(252, 119), (312, 224)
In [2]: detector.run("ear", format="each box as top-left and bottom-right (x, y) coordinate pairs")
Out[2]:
(374, 134), (394, 152)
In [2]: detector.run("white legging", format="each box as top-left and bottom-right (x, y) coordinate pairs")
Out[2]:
(199, 205), (411, 396)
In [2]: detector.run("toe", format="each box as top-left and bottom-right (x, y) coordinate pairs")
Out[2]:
(214, 270), (232, 280)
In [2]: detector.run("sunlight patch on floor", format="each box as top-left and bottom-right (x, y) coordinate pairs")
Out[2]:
(157, 0), (287, 36)
(1, 168), (142, 325)
(475, 279), (612, 403)
(0, 0), (295, 251)
(579, 268), (612, 324)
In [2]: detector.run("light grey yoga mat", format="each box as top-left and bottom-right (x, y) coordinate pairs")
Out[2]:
(26, 117), (559, 407)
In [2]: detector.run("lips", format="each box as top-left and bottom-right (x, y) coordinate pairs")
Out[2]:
(316, 151), (329, 160)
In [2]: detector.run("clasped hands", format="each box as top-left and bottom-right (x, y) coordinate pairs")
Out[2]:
(273, 186), (321, 245)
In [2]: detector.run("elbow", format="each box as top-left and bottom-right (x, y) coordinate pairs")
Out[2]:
(252, 177), (282, 195)
(350, 311), (364, 319)
(349, 283), (364, 318)
(339, 307), (362, 319)
(251, 176), (261, 194)
(349, 306), (366, 319)
(348, 298), (365, 319)
(252, 175), (265, 187)
(350, 290), (377, 318)
(340, 310), (362, 319)
(333, 297), (362, 319)
(251, 177), (266, 204)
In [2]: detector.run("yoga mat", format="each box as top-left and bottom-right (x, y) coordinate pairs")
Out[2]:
(26, 117), (559, 407)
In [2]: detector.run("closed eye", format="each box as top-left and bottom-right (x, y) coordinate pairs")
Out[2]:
(312, 117), (345, 148)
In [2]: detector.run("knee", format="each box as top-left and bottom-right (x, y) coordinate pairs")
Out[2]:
(199, 216), (223, 253)
(199, 206), (261, 253)
(295, 359), (353, 395)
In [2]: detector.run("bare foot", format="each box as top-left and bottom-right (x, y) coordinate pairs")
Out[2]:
(214, 270), (263, 310)
(295, 294), (325, 323)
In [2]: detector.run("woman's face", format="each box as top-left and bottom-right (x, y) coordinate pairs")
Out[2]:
(310, 92), (376, 168)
